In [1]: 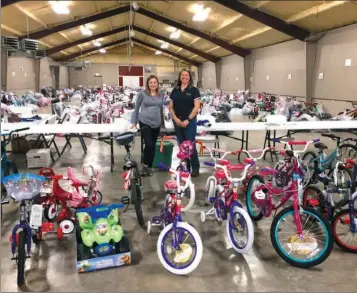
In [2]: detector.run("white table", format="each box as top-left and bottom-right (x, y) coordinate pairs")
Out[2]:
(3, 120), (357, 171)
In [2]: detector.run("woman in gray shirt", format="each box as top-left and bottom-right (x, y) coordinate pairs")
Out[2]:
(130, 75), (164, 176)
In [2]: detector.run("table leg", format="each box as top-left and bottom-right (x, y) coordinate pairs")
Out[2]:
(110, 132), (114, 172)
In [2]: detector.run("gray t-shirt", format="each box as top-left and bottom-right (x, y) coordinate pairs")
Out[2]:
(132, 90), (164, 128)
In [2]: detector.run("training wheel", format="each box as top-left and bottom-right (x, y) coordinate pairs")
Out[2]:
(200, 211), (206, 223)
(59, 219), (75, 234)
(147, 221), (151, 235)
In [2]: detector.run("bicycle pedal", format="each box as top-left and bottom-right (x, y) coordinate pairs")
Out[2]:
(121, 196), (130, 205)
(152, 216), (162, 225)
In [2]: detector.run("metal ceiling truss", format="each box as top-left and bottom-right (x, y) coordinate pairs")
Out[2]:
(214, 0), (310, 41)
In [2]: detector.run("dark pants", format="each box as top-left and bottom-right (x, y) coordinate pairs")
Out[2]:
(173, 119), (200, 170)
(139, 121), (161, 168)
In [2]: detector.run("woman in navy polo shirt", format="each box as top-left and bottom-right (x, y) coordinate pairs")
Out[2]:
(169, 69), (201, 177)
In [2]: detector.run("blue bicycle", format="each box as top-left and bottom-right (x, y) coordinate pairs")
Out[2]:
(2, 173), (46, 287)
(302, 133), (355, 197)
(1, 128), (29, 218)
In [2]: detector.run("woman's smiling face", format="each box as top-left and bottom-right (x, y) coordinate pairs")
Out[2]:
(180, 71), (190, 85)
(149, 77), (158, 92)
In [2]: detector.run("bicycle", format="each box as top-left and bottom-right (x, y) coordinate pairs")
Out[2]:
(303, 159), (357, 253)
(3, 173), (46, 286)
(302, 133), (355, 205)
(201, 156), (255, 254)
(147, 162), (203, 275)
(246, 139), (333, 268)
(114, 131), (145, 228)
(159, 136), (195, 211)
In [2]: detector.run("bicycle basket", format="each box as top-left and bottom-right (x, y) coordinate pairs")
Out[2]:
(114, 132), (134, 147)
(2, 173), (46, 201)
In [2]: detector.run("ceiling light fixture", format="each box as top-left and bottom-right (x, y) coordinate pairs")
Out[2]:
(160, 42), (169, 49)
(80, 25), (92, 36)
(132, 1), (139, 11)
(93, 41), (101, 47)
(49, 1), (69, 14)
(155, 50), (162, 55)
(130, 30), (135, 37)
(99, 48), (106, 53)
(192, 4), (211, 22)
(169, 30), (181, 39)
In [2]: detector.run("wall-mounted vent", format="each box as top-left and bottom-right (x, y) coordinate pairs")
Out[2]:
(1, 36), (20, 51)
(34, 49), (46, 58)
(20, 39), (38, 51)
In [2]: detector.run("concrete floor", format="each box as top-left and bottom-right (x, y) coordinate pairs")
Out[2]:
(1, 125), (357, 292)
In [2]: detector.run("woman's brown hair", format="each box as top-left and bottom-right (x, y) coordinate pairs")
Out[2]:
(176, 69), (193, 88)
(145, 75), (160, 95)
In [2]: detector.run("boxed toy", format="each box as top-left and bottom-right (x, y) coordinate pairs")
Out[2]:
(75, 204), (131, 273)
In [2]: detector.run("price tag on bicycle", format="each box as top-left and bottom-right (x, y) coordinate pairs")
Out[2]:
(30, 204), (43, 228)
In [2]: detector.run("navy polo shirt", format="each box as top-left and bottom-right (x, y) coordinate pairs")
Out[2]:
(170, 85), (200, 120)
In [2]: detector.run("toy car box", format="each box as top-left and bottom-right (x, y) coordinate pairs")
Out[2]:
(75, 204), (131, 273)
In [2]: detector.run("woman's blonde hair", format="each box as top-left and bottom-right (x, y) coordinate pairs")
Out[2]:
(145, 75), (160, 95)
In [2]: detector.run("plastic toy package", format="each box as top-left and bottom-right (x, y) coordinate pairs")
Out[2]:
(75, 204), (131, 273)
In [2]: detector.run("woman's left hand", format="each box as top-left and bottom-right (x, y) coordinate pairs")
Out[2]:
(181, 120), (189, 128)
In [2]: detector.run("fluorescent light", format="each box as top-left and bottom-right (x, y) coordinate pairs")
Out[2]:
(160, 42), (169, 49)
(157, 40), (165, 43)
(99, 48), (106, 53)
(155, 50), (162, 55)
(193, 7), (211, 21)
(93, 41), (101, 47)
(49, 1), (69, 14)
(169, 30), (181, 39)
(80, 25), (92, 36)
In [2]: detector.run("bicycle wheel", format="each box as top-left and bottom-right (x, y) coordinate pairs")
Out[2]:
(157, 222), (203, 275)
(302, 185), (327, 216)
(270, 206), (333, 268)
(339, 144), (357, 162)
(327, 165), (351, 208)
(130, 178), (145, 227)
(246, 175), (264, 221)
(226, 204), (254, 254)
(302, 151), (318, 182)
(17, 231), (26, 286)
(332, 208), (357, 253)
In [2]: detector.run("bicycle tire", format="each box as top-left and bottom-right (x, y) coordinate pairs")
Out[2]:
(332, 208), (357, 253)
(130, 178), (145, 228)
(17, 231), (26, 286)
(2, 161), (18, 200)
(327, 165), (351, 209)
(270, 206), (333, 268)
(339, 144), (357, 162)
(302, 151), (318, 182)
(246, 175), (264, 221)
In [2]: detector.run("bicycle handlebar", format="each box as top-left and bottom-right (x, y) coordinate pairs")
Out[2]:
(1, 127), (30, 145)
(204, 160), (255, 183)
(235, 147), (275, 161)
(273, 138), (319, 154)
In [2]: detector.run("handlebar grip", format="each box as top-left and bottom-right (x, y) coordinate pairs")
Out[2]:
(288, 140), (307, 145)
(273, 138), (280, 143)
(157, 162), (171, 171)
(204, 161), (215, 167)
(163, 136), (174, 140)
(313, 138), (320, 143)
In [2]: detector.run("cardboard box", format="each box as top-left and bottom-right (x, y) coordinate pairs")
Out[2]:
(26, 148), (51, 168)
(75, 204), (130, 273)
(77, 252), (131, 273)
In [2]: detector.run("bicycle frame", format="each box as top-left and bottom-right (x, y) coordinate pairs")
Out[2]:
(11, 201), (32, 257)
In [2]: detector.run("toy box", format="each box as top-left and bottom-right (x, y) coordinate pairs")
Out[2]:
(75, 204), (131, 273)
(26, 149), (51, 168)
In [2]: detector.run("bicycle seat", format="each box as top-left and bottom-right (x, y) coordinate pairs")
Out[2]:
(114, 132), (134, 146)
(218, 159), (229, 166)
(67, 167), (88, 187)
(227, 164), (245, 171)
(314, 142), (328, 150)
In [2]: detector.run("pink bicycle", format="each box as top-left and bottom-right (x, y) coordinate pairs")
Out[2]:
(246, 139), (333, 268)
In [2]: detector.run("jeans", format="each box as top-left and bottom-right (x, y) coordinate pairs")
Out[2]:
(173, 118), (200, 170)
(139, 121), (161, 168)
